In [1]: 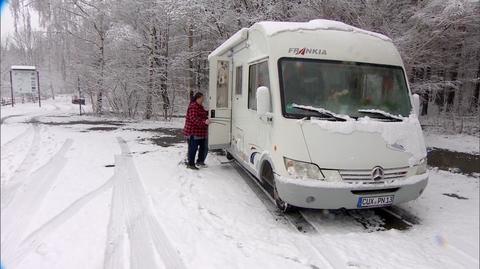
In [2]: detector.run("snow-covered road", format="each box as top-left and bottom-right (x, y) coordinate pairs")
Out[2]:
(1, 98), (478, 269)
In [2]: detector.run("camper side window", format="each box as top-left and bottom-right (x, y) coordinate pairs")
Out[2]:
(248, 61), (270, 110)
(216, 60), (230, 108)
(235, 66), (243, 95)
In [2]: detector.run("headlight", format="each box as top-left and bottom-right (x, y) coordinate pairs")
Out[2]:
(416, 157), (427, 175)
(284, 157), (324, 180)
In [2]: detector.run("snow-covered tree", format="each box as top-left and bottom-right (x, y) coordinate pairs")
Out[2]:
(2, 0), (478, 133)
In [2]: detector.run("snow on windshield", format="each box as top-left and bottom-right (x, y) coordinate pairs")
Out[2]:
(357, 109), (404, 120)
(292, 104), (352, 121)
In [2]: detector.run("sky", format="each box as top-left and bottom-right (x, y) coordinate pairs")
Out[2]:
(1, 0), (40, 41)
(1, 1), (15, 38)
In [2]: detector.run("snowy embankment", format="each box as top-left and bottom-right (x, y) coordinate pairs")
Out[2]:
(1, 99), (478, 269)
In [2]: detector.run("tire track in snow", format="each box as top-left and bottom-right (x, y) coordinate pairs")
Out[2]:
(1, 122), (42, 209)
(231, 161), (317, 233)
(2, 113), (68, 208)
(177, 165), (323, 268)
(230, 162), (342, 268)
(0, 114), (24, 124)
(104, 137), (186, 269)
(9, 176), (115, 267)
(1, 139), (73, 267)
(1, 125), (33, 150)
(0, 112), (48, 151)
(445, 244), (480, 268)
(104, 157), (129, 269)
(231, 161), (358, 268)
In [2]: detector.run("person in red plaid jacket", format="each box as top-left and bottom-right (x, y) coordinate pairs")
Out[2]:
(183, 92), (210, 170)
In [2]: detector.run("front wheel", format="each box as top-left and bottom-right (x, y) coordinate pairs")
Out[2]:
(262, 162), (293, 213)
(273, 183), (293, 213)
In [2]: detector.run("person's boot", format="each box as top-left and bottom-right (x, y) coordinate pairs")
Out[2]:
(196, 162), (207, 168)
(186, 164), (199, 170)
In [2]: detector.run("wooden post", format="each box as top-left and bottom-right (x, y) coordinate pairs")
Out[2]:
(78, 77), (82, 115)
(37, 71), (41, 107)
(9, 70), (14, 107)
(50, 83), (55, 100)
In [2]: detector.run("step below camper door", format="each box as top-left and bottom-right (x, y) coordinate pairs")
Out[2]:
(208, 57), (232, 150)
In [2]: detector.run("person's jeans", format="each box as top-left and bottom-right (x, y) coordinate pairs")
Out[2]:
(187, 136), (208, 165)
(200, 137), (208, 162)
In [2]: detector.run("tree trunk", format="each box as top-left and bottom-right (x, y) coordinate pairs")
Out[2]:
(97, 35), (105, 114)
(421, 90), (429, 115)
(144, 24), (156, 120)
(160, 23), (170, 120)
(187, 23), (195, 100)
(471, 61), (480, 112)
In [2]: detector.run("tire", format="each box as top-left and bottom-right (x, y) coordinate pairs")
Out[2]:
(273, 184), (293, 213)
(261, 162), (293, 213)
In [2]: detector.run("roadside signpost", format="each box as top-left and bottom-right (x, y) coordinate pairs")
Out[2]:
(78, 77), (82, 115)
(9, 70), (13, 107)
(37, 70), (41, 107)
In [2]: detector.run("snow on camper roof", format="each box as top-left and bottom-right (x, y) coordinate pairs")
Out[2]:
(11, 65), (36, 70)
(208, 28), (249, 59)
(254, 19), (391, 41)
(208, 19), (391, 59)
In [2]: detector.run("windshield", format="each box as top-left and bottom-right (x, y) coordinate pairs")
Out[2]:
(279, 58), (412, 119)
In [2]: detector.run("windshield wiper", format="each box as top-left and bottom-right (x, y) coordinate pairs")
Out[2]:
(357, 109), (403, 122)
(292, 104), (348, 121)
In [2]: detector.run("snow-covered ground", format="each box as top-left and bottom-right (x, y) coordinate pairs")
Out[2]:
(1, 99), (479, 269)
(424, 132), (479, 155)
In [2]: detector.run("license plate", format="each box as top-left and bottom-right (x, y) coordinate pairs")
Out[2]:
(357, 195), (394, 208)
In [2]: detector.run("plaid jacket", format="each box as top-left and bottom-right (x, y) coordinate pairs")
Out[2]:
(183, 102), (208, 137)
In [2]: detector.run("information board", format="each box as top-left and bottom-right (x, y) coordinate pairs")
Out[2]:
(11, 69), (37, 95)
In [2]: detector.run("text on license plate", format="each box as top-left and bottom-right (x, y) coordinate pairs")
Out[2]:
(357, 195), (394, 208)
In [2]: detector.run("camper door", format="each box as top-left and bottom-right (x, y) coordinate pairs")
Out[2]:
(208, 57), (232, 150)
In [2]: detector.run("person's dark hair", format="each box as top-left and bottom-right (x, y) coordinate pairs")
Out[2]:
(191, 92), (204, 103)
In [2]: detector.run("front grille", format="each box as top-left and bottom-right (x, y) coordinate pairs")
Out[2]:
(339, 167), (408, 182)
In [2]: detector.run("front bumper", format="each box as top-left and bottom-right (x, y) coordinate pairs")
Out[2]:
(275, 173), (429, 209)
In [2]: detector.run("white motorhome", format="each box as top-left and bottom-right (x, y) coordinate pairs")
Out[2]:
(207, 20), (428, 212)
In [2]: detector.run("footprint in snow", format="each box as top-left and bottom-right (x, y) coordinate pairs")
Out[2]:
(347, 261), (371, 268)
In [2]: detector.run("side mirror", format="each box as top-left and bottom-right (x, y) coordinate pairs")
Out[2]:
(256, 86), (271, 116)
(412, 93), (420, 116)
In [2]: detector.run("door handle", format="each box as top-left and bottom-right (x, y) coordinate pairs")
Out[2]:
(210, 109), (216, 118)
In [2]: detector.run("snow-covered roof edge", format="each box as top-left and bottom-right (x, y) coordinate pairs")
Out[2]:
(254, 19), (391, 42)
(209, 19), (391, 60)
(208, 28), (249, 60)
(11, 65), (36, 70)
